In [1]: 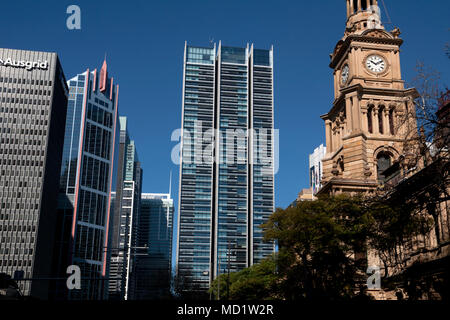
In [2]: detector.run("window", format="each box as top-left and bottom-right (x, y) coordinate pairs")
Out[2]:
(338, 158), (344, 173)
(361, 0), (368, 10)
(377, 152), (391, 183)
(389, 109), (395, 135)
(378, 106), (384, 134)
(367, 106), (373, 134)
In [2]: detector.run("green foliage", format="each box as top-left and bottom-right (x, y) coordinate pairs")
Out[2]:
(209, 256), (279, 300)
(209, 194), (433, 300)
(263, 195), (369, 300)
(364, 196), (433, 254)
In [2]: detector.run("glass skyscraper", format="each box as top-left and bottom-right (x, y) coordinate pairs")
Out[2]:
(0, 48), (69, 299)
(55, 59), (119, 300)
(132, 193), (174, 299)
(108, 116), (143, 300)
(176, 42), (275, 292)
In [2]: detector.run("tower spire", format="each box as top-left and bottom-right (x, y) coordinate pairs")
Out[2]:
(168, 170), (172, 196)
(347, 0), (379, 17)
(99, 55), (108, 92)
(345, 0), (383, 35)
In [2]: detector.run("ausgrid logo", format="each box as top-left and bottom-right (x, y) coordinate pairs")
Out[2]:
(0, 57), (48, 71)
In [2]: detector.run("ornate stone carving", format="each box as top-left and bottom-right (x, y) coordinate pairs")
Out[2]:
(364, 163), (372, 177)
(365, 30), (390, 39)
(331, 163), (339, 176)
(391, 27), (401, 39)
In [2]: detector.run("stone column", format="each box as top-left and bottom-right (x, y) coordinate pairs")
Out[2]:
(337, 125), (341, 147)
(383, 108), (390, 135)
(333, 125), (340, 151)
(332, 127), (337, 152)
(351, 94), (361, 132)
(373, 106), (379, 135)
(345, 96), (353, 134)
(361, 104), (368, 133)
(357, 0), (362, 12)
(325, 120), (332, 153)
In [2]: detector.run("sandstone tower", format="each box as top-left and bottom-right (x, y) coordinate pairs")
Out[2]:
(318, 0), (419, 196)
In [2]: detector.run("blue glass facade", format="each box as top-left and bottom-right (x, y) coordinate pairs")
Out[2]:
(133, 193), (173, 299)
(56, 61), (118, 300)
(250, 48), (275, 263)
(217, 46), (249, 275)
(177, 42), (275, 293)
(177, 45), (216, 290)
(108, 116), (143, 300)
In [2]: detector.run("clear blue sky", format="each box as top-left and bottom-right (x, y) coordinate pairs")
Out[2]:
(1, 0), (448, 209)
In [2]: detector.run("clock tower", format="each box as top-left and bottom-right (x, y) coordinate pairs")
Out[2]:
(318, 0), (419, 195)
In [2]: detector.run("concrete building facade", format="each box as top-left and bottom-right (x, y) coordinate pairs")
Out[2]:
(309, 144), (326, 195)
(0, 48), (68, 299)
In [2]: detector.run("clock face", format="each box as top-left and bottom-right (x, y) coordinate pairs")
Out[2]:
(341, 64), (349, 84)
(366, 55), (386, 73)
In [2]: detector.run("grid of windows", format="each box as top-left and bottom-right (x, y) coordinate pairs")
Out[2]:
(133, 194), (173, 299)
(108, 117), (143, 300)
(0, 49), (68, 298)
(177, 43), (275, 293)
(217, 48), (249, 274)
(178, 47), (215, 290)
(251, 57), (275, 263)
(57, 67), (117, 300)
(186, 46), (215, 65)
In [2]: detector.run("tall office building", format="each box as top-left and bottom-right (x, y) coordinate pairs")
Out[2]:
(108, 117), (143, 300)
(56, 59), (118, 300)
(133, 193), (174, 299)
(309, 144), (326, 195)
(0, 48), (68, 299)
(176, 42), (275, 292)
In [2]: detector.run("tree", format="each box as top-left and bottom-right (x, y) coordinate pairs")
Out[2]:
(172, 267), (209, 300)
(261, 195), (431, 300)
(0, 273), (22, 300)
(262, 196), (369, 300)
(376, 55), (449, 276)
(209, 256), (279, 300)
(363, 194), (433, 278)
(207, 195), (432, 300)
(394, 57), (450, 208)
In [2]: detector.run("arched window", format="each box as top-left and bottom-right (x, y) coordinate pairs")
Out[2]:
(389, 109), (395, 135)
(339, 159), (344, 173)
(367, 106), (373, 134)
(377, 152), (391, 182)
(361, 0), (368, 10)
(378, 106), (384, 134)
(353, 0), (358, 13)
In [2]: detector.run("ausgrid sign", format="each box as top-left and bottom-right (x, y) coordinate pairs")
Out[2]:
(0, 57), (48, 71)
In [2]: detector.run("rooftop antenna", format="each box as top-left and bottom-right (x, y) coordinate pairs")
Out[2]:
(209, 36), (214, 47)
(380, 0), (392, 25)
(168, 170), (172, 197)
